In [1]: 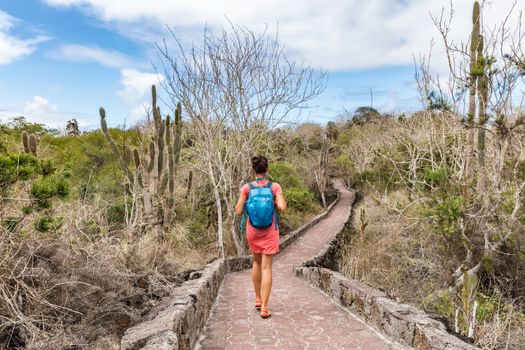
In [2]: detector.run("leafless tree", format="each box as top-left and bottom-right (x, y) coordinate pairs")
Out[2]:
(157, 23), (326, 256)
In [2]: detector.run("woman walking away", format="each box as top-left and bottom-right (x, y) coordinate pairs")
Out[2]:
(235, 156), (286, 319)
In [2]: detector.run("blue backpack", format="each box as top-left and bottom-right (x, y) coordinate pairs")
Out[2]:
(240, 181), (278, 232)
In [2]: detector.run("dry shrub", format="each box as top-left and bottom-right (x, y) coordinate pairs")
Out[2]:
(339, 192), (450, 303)
(0, 197), (213, 349)
(475, 301), (525, 350)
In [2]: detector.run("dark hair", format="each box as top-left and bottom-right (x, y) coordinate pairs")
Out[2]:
(251, 155), (268, 174)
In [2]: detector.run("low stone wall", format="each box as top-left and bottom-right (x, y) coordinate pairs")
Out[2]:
(293, 195), (479, 350)
(120, 194), (340, 350)
(120, 256), (251, 350)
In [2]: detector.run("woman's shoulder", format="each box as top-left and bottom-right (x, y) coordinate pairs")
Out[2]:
(270, 181), (282, 192)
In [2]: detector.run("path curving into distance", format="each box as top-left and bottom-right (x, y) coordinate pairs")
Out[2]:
(196, 180), (399, 350)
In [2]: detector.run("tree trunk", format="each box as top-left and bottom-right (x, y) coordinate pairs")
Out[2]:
(230, 214), (246, 256)
(208, 160), (225, 258)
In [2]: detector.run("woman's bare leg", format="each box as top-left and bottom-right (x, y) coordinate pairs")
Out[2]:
(261, 254), (274, 309)
(252, 253), (263, 300)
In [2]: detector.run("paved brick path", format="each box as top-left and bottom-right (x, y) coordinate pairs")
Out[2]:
(196, 182), (398, 350)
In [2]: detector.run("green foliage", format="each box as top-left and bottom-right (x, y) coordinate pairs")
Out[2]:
(106, 203), (127, 225)
(336, 155), (355, 177)
(7, 116), (51, 134)
(434, 196), (465, 236)
(335, 128), (353, 147)
(40, 159), (56, 176)
(352, 106), (381, 125)
(423, 167), (449, 186)
(30, 174), (70, 208)
(426, 91), (451, 111)
(2, 216), (21, 233)
(30, 177), (57, 208)
(0, 154), (40, 185)
(501, 189), (515, 215)
(268, 161), (317, 212)
(268, 161), (303, 189)
(422, 291), (455, 321)
(284, 187), (317, 212)
(55, 178), (70, 198)
(22, 206), (33, 215)
(34, 215), (63, 233)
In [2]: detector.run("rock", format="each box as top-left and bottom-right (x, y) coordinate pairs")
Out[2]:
(142, 332), (178, 350)
(86, 335), (121, 350)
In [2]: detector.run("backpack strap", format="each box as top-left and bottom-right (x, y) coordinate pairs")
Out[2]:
(240, 210), (247, 234)
(248, 182), (256, 190)
(264, 181), (273, 189)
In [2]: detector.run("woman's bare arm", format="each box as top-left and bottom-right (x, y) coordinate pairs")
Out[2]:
(275, 192), (287, 212)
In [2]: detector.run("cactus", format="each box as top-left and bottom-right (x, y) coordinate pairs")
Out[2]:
(465, 1), (481, 179)
(22, 131), (38, 156)
(28, 134), (38, 156)
(477, 34), (489, 170)
(359, 208), (368, 238)
(468, 2), (490, 191)
(465, 1), (490, 194)
(100, 84), (183, 232)
(186, 170), (193, 197)
(22, 132), (30, 153)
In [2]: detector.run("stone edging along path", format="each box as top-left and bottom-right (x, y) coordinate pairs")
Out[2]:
(294, 193), (479, 350)
(120, 192), (341, 350)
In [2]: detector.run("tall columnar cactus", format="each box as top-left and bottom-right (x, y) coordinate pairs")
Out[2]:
(466, 1), (481, 179)
(22, 132), (29, 153)
(186, 170), (193, 198)
(476, 33), (489, 169)
(21, 131), (38, 156)
(100, 85), (183, 232)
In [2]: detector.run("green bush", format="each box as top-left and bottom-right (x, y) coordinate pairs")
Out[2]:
(268, 161), (303, 188)
(40, 159), (56, 177)
(22, 206), (33, 215)
(423, 167), (448, 186)
(0, 154), (40, 192)
(34, 215), (63, 233)
(30, 177), (57, 208)
(30, 174), (70, 207)
(2, 216), (21, 233)
(268, 161), (320, 214)
(336, 155), (354, 174)
(106, 203), (127, 225)
(55, 178), (70, 198)
(418, 196), (465, 236)
(283, 187), (316, 212)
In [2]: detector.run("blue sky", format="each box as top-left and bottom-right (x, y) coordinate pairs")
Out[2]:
(0, 0), (522, 130)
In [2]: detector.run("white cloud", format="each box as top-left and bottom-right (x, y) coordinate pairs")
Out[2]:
(54, 44), (132, 68)
(118, 68), (164, 104)
(24, 96), (58, 116)
(42, 0), (525, 71)
(130, 102), (150, 120)
(116, 69), (165, 122)
(0, 10), (48, 65)
(0, 96), (94, 129)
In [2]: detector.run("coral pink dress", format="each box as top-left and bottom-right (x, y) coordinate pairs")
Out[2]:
(241, 180), (282, 255)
